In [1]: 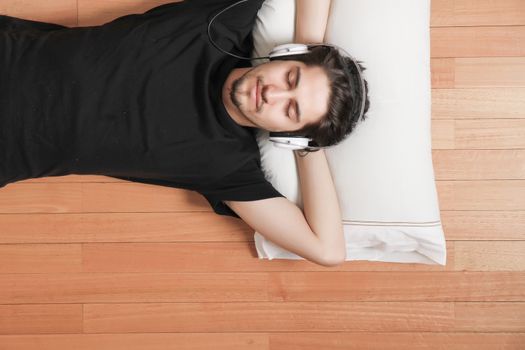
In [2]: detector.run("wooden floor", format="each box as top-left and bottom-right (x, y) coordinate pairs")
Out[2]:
(0, 0), (524, 349)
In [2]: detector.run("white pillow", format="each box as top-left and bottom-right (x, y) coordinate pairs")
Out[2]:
(251, 0), (447, 265)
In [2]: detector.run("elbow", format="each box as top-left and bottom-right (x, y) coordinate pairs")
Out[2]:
(323, 257), (346, 268)
(319, 252), (346, 267)
(319, 237), (346, 267)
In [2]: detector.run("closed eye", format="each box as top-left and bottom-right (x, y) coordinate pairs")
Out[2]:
(286, 70), (296, 120)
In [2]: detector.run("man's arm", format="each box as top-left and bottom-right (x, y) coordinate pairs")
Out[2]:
(293, 150), (346, 262)
(294, 0), (332, 43)
(293, 0), (346, 260)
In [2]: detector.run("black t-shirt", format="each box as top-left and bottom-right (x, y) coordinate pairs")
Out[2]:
(0, 0), (285, 218)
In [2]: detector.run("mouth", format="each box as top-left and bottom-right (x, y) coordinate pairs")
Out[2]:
(253, 79), (259, 110)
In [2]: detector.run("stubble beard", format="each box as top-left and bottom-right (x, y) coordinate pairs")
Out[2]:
(230, 76), (244, 108)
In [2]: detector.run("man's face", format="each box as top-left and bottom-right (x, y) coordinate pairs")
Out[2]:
(223, 60), (331, 132)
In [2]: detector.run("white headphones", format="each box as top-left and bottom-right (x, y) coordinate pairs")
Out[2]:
(207, 0), (367, 151)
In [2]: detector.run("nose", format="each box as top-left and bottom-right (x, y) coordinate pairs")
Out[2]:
(261, 84), (295, 105)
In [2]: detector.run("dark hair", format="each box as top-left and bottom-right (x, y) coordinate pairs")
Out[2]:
(276, 45), (370, 157)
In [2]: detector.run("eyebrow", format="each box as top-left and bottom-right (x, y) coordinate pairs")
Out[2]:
(295, 66), (301, 123)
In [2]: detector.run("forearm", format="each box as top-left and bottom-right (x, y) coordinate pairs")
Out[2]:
(294, 150), (346, 261)
(294, 0), (332, 43)
(293, 0), (344, 260)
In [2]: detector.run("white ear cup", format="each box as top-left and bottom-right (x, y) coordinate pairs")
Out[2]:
(268, 43), (310, 59)
(268, 137), (313, 150)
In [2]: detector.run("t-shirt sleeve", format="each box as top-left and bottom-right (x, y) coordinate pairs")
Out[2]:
(196, 158), (285, 219)
(109, 158), (285, 219)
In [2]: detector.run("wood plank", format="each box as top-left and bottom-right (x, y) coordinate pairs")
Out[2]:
(431, 0), (525, 27)
(0, 0), (77, 27)
(0, 333), (523, 350)
(0, 183), (82, 213)
(440, 210), (525, 240)
(436, 180), (525, 210)
(0, 273), (268, 303)
(432, 150), (525, 180)
(431, 88), (525, 119)
(83, 302), (456, 333)
(0, 244), (81, 273)
(269, 332), (524, 350)
(432, 57), (525, 88)
(63, 241), (525, 272)
(454, 241), (525, 271)
(431, 58), (455, 88)
(82, 243), (267, 273)
(271, 332), (525, 350)
(0, 241), (522, 274)
(455, 302), (525, 332)
(0, 182), (209, 214)
(431, 26), (525, 58)
(1, 272), (523, 303)
(83, 302), (525, 333)
(455, 57), (525, 88)
(83, 243), (443, 273)
(267, 272), (525, 302)
(432, 119), (525, 149)
(0, 304), (82, 334)
(0, 212), (249, 244)
(431, 119), (456, 149)
(82, 242), (452, 272)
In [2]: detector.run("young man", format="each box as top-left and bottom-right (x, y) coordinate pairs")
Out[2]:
(0, 0), (355, 266)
